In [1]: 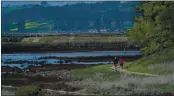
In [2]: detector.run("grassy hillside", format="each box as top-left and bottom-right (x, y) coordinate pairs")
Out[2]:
(2, 6), (53, 32)
(71, 46), (174, 80)
(125, 46), (174, 75)
(10, 20), (52, 32)
(70, 46), (174, 94)
(2, 3), (134, 33)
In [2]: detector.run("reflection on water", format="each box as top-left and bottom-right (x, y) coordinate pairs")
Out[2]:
(2, 51), (141, 69)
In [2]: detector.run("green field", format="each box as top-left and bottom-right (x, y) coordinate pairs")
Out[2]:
(2, 6), (51, 33)
(10, 20), (52, 32)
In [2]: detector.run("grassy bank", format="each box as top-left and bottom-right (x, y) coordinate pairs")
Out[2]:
(125, 46), (174, 75)
(71, 64), (142, 81)
(71, 64), (121, 81)
(21, 36), (127, 43)
(2, 36), (139, 53)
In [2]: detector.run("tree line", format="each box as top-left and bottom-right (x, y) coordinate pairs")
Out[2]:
(127, 1), (174, 55)
(2, 1), (139, 32)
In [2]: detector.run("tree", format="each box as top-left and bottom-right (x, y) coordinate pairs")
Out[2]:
(127, 1), (174, 55)
(41, 1), (49, 7)
(159, 8), (174, 31)
(2, 1), (138, 32)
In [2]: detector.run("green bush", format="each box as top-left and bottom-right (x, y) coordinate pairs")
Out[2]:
(15, 85), (41, 96)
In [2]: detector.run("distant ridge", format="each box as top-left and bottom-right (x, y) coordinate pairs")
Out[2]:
(2, 1), (94, 7)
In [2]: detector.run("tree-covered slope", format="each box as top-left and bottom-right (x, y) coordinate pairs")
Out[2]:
(2, 1), (140, 32)
(127, 1), (174, 55)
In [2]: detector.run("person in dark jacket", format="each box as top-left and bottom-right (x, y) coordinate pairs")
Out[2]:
(113, 57), (119, 70)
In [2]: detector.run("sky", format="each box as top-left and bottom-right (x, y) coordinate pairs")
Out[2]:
(1, 1), (96, 6)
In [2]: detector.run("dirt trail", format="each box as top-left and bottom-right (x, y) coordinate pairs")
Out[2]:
(111, 66), (159, 77)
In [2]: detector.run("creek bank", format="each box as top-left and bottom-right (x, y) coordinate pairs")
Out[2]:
(2, 70), (83, 86)
(2, 46), (140, 54)
(2, 40), (140, 53)
(38, 55), (141, 62)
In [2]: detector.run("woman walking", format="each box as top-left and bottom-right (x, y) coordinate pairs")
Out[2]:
(119, 57), (124, 69)
(113, 57), (119, 70)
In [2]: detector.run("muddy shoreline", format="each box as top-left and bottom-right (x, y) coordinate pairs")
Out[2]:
(37, 55), (142, 61)
(2, 40), (141, 53)
(28, 64), (99, 72)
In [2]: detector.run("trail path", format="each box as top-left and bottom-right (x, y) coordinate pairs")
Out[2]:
(110, 66), (159, 77)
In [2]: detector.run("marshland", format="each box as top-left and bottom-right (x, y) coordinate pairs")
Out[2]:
(2, 1), (174, 96)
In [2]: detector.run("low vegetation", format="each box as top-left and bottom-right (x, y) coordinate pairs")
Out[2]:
(71, 62), (174, 95)
(15, 85), (41, 96)
(2, 73), (24, 79)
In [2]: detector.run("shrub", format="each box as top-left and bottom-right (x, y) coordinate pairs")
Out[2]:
(15, 85), (41, 96)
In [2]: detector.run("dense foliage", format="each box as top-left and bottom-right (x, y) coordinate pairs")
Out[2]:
(127, 1), (174, 55)
(2, 1), (139, 32)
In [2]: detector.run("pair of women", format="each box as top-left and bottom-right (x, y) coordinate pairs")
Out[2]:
(113, 57), (124, 69)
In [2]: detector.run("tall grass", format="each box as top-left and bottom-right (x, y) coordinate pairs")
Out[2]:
(82, 72), (174, 95)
